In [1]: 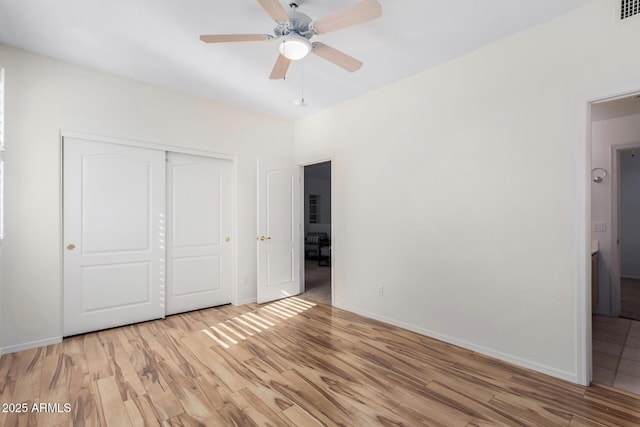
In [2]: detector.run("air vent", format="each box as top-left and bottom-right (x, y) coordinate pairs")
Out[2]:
(621, 0), (640, 20)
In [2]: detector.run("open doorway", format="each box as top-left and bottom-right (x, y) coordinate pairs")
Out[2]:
(590, 93), (640, 394)
(619, 148), (640, 320)
(302, 161), (332, 305)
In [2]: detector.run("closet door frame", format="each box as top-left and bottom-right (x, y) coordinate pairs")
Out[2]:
(60, 131), (238, 334)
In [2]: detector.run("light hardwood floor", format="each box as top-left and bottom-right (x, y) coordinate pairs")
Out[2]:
(2, 297), (640, 426)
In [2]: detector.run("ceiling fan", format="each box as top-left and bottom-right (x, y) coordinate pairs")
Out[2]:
(200, 0), (382, 80)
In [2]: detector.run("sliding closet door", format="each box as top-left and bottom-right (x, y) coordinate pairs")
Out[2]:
(166, 153), (233, 315)
(63, 137), (166, 336)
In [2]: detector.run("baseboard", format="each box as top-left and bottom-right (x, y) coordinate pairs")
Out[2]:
(335, 303), (578, 384)
(0, 336), (62, 355)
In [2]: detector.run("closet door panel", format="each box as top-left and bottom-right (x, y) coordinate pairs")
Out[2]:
(63, 137), (165, 336)
(166, 153), (232, 314)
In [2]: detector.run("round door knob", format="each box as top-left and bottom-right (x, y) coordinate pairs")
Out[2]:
(67, 244), (76, 250)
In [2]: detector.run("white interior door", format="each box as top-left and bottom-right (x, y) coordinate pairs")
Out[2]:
(63, 137), (165, 336)
(257, 159), (301, 303)
(166, 153), (233, 315)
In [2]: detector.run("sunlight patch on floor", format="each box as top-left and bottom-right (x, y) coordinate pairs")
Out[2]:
(201, 297), (317, 348)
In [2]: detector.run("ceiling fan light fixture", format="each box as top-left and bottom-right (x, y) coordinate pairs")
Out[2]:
(279, 34), (311, 60)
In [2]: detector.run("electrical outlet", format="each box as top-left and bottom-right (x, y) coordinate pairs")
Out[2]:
(377, 287), (384, 297)
(593, 222), (607, 232)
(242, 275), (248, 286)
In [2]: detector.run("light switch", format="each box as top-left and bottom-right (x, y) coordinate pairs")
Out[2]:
(593, 222), (607, 232)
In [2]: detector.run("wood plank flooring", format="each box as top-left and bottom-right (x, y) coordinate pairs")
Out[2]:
(1, 297), (640, 426)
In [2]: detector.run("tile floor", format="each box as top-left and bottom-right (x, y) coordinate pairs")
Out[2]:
(621, 278), (640, 320)
(592, 315), (640, 395)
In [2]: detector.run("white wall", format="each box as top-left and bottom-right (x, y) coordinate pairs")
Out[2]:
(591, 113), (640, 314)
(620, 151), (640, 278)
(295, 1), (640, 383)
(0, 45), (294, 353)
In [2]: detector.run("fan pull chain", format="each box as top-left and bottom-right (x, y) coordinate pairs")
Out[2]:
(294, 63), (306, 107)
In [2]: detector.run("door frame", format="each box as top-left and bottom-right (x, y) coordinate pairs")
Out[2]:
(299, 158), (334, 306)
(581, 89), (640, 386)
(59, 130), (239, 336)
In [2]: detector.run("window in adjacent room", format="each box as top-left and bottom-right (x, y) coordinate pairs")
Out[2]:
(309, 194), (319, 224)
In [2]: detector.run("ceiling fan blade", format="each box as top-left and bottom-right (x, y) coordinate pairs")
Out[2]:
(256, 0), (289, 23)
(200, 34), (273, 43)
(269, 54), (291, 80)
(312, 42), (362, 72)
(312, 0), (382, 34)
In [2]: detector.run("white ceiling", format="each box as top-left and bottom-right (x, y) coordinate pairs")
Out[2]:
(0, 0), (589, 119)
